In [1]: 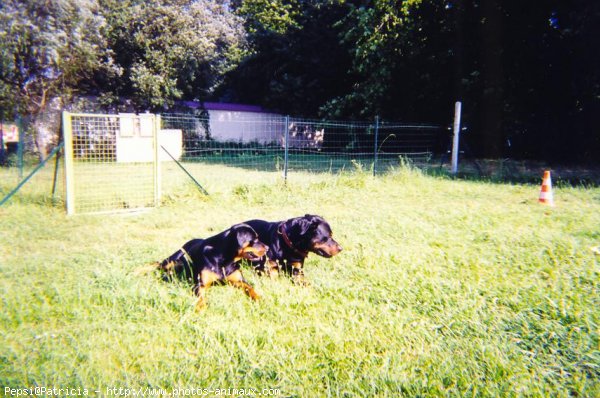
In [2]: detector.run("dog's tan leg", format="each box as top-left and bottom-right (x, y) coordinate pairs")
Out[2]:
(227, 270), (260, 301)
(266, 260), (280, 279)
(290, 261), (309, 286)
(195, 287), (209, 311)
(195, 270), (220, 310)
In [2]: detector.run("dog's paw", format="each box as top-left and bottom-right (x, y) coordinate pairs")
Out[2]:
(292, 275), (311, 287)
(195, 299), (207, 312)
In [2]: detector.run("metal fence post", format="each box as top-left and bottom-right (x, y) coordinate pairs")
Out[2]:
(51, 134), (62, 201)
(0, 120), (4, 167)
(284, 115), (289, 182)
(62, 111), (75, 215)
(373, 116), (380, 176)
(154, 114), (161, 206)
(17, 116), (24, 179)
(451, 101), (462, 174)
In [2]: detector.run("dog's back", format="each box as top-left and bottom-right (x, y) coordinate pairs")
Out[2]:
(243, 219), (278, 243)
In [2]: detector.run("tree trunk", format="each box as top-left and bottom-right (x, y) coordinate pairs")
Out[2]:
(33, 97), (63, 160)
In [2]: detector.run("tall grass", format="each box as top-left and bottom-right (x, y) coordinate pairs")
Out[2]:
(0, 165), (599, 397)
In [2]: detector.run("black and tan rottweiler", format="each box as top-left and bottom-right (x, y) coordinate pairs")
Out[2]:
(157, 223), (268, 309)
(242, 214), (342, 284)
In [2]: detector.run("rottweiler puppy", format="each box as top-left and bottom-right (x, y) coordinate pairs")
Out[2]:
(157, 223), (268, 309)
(242, 214), (342, 284)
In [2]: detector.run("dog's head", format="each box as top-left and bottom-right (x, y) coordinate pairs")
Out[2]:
(227, 223), (268, 261)
(286, 215), (342, 258)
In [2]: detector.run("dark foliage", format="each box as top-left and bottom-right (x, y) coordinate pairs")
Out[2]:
(223, 0), (600, 162)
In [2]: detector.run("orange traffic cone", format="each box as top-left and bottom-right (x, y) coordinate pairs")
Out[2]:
(539, 170), (554, 206)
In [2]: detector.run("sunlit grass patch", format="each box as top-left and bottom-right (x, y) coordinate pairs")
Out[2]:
(1, 165), (599, 397)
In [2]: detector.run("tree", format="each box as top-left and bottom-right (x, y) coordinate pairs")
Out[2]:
(232, 0), (299, 35)
(224, 0), (356, 116)
(100, 0), (246, 110)
(0, 0), (116, 116)
(0, 0), (118, 155)
(315, 0), (600, 161)
(322, 0), (457, 121)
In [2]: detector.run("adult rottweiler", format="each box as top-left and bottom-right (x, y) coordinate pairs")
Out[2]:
(157, 223), (268, 309)
(242, 215), (342, 284)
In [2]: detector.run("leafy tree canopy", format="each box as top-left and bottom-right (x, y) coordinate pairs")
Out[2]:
(1, 0), (598, 161)
(0, 0), (116, 118)
(99, 0), (245, 110)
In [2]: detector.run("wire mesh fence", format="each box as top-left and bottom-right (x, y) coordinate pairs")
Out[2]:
(161, 113), (287, 172)
(63, 113), (159, 214)
(2, 110), (444, 214)
(286, 118), (441, 175)
(160, 113), (443, 177)
(0, 115), (67, 208)
(0, 147), (65, 208)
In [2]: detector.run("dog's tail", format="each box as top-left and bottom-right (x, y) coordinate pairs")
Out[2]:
(133, 261), (160, 276)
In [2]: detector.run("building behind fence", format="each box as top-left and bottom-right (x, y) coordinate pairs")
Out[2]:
(1, 106), (445, 214)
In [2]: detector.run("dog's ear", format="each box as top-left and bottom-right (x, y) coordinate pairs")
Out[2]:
(304, 214), (323, 230)
(229, 223), (255, 249)
(304, 214), (324, 223)
(291, 215), (318, 236)
(223, 224), (241, 253)
(236, 229), (254, 248)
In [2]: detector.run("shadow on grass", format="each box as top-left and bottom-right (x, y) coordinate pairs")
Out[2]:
(182, 152), (600, 187)
(432, 158), (600, 187)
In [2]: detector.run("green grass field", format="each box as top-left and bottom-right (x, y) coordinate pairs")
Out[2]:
(1, 163), (599, 397)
